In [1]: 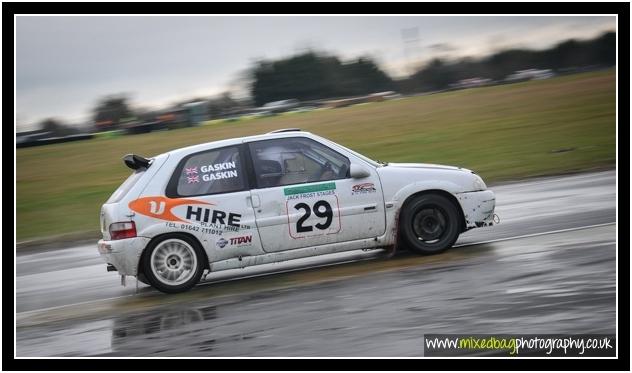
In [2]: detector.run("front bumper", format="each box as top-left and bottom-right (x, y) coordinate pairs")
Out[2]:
(456, 190), (496, 230)
(97, 237), (150, 276)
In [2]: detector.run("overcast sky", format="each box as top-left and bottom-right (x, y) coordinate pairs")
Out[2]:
(16, 15), (615, 130)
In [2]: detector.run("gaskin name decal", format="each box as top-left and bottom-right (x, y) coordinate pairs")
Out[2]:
(184, 161), (239, 184)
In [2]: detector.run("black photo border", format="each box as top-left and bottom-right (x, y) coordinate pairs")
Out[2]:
(4, 1), (629, 371)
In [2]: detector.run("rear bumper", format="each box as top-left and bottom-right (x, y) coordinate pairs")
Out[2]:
(456, 190), (496, 229)
(97, 237), (150, 276)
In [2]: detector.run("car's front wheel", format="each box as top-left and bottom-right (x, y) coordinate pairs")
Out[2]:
(400, 193), (461, 255)
(141, 234), (205, 293)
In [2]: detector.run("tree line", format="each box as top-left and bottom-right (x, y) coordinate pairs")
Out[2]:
(23, 31), (615, 135)
(249, 31), (615, 102)
(250, 54), (395, 106)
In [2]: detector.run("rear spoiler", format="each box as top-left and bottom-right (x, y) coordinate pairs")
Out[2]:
(123, 154), (151, 170)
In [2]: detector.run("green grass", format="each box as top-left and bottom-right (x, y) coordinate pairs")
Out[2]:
(16, 69), (616, 241)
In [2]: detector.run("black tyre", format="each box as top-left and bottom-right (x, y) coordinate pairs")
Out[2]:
(136, 272), (149, 285)
(141, 234), (205, 293)
(400, 193), (461, 255)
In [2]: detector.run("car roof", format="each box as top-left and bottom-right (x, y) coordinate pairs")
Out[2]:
(160, 130), (317, 159)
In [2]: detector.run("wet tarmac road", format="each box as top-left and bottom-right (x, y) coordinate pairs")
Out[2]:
(15, 170), (617, 356)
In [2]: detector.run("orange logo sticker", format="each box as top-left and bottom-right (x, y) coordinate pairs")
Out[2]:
(129, 196), (213, 222)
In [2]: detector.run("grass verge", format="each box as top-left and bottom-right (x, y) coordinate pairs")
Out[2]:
(16, 69), (615, 241)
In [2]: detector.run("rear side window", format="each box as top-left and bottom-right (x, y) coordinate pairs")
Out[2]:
(106, 170), (145, 203)
(167, 145), (247, 197)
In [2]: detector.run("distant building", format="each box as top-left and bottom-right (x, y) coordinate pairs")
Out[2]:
(505, 69), (555, 82)
(182, 101), (210, 125)
(16, 130), (53, 144)
(449, 78), (492, 90)
(95, 119), (115, 130)
(255, 99), (301, 114)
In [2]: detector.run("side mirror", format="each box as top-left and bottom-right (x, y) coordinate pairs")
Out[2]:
(349, 163), (371, 179)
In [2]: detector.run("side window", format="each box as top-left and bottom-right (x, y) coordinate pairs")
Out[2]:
(169, 146), (246, 197)
(249, 137), (350, 188)
(106, 169), (145, 203)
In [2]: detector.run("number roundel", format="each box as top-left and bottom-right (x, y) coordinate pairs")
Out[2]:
(295, 202), (313, 233)
(313, 200), (333, 230)
(294, 200), (333, 233)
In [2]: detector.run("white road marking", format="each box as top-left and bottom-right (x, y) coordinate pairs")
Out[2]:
(16, 294), (140, 318)
(454, 222), (615, 247)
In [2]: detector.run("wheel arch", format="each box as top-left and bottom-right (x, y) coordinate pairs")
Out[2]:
(399, 189), (467, 233)
(137, 232), (211, 278)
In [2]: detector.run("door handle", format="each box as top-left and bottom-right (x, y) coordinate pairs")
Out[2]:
(249, 194), (261, 208)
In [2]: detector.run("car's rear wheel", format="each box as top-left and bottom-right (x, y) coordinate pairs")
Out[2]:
(136, 272), (149, 285)
(400, 193), (461, 255)
(142, 234), (205, 293)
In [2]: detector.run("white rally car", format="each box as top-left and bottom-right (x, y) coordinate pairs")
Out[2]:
(98, 129), (496, 293)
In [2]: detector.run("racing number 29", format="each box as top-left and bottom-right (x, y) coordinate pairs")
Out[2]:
(294, 200), (333, 232)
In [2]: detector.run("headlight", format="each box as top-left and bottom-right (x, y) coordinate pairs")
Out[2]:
(472, 175), (487, 191)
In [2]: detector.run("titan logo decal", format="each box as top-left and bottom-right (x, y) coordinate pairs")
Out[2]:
(129, 196), (213, 222)
(230, 235), (252, 245)
(215, 235), (252, 249)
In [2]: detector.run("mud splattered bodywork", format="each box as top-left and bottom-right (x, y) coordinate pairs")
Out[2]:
(97, 130), (496, 291)
(98, 237), (149, 276)
(456, 190), (496, 229)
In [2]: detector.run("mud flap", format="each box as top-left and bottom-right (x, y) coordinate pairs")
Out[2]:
(383, 244), (397, 259)
(382, 208), (401, 259)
